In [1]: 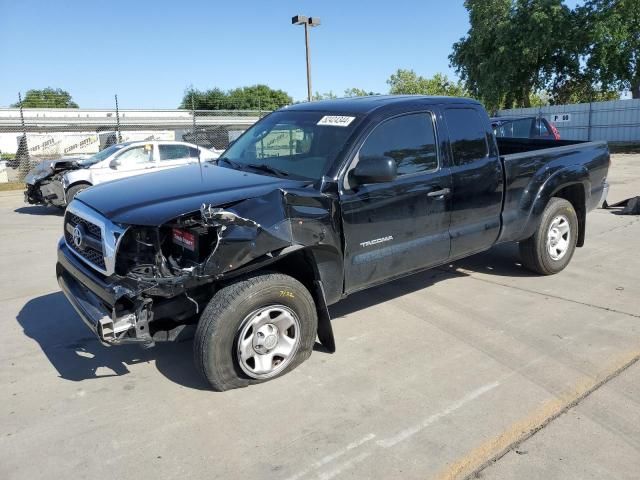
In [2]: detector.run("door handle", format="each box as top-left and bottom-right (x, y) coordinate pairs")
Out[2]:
(427, 187), (450, 198)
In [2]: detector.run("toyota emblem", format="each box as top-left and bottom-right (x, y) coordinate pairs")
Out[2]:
(72, 225), (84, 249)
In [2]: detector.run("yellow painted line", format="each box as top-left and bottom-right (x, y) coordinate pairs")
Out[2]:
(434, 349), (640, 480)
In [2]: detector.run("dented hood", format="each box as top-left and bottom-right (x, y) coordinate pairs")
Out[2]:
(75, 163), (309, 226)
(24, 158), (84, 185)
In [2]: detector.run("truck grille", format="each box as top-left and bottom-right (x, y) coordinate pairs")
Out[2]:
(67, 212), (103, 241)
(64, 201), (127, 276)
(64, 212), (106, 271)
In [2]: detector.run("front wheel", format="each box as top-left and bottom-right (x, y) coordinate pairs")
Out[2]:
(194, 272), (318, 391)
(65, 183), (90, 204)
(519, 197), (578, 275)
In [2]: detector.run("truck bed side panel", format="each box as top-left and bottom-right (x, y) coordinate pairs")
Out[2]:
(498, 141), (609, 244)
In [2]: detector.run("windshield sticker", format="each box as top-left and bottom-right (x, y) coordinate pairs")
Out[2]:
(317, 116), (356, 127)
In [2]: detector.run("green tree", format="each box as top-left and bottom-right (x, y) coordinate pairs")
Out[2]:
(387, 70), (468, 97)
(550, 76), (620, 104)
(579, 0), (640, 99)
(450, 0), (573, 110)
(529, 91), (551, 107)
(12, 88), (78, 108)
(180, 86), (226, 109)
(343, 88), (379, 97)
(180, 85), (291, 110)
(312, 91), (338, 101)
(228, 85), (292, 110)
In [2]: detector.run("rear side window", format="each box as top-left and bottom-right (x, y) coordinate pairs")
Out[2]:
(445, 109), (489, 165)
(159, 144), (191, 161)
(537, 119), (552, 137)
(359, 113), (438, 176)
(510, 118), (534, 137)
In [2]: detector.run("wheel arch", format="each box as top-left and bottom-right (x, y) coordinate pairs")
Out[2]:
(551, 183), (586, 247)
(522, 166), (589, 246)
(66, 180), (93, 191)
(258, 246), (340, 353)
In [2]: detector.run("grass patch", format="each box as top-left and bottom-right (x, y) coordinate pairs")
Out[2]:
(0, 182), (24, 192)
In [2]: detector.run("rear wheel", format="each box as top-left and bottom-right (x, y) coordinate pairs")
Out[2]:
(519, 197), (578, 275)
(194, 272), (317, 391)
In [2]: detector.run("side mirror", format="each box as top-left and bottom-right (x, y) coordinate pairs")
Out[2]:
(352, 156), (397, 185)
(109, 158), (120, 169)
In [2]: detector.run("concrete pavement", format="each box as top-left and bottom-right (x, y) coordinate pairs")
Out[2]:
(0, 155), (638, 480)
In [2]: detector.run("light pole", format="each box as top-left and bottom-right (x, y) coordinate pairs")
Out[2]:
(292, 15), (321, 102)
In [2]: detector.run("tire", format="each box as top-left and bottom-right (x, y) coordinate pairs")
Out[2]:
(194, 272), (318, 391)
(519, 197), (578, 275)
(66, 183), (90, 204)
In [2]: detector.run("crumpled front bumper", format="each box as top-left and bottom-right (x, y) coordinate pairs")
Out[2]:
(56, 240), (153, 346)
(24, 179), (66, 207)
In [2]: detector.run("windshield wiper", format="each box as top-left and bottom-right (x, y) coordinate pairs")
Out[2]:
(245, 163), (290, 177)
(217, 157), (243, 169)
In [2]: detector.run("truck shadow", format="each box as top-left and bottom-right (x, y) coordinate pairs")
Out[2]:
(329, 243), (533, 320)
(17, 244), (531, 390)
(14, 205), (64, 216)
(15, 292), (210, 390)
(445, 242), (536, 278)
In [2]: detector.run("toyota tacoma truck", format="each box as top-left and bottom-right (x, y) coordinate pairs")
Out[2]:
(56, 96), (610, 391)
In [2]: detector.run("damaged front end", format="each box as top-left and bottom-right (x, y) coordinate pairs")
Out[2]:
(57, 187), (340, 348)
(25, 159), (80, 207)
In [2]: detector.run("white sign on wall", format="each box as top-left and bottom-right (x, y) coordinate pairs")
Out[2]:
(550, 113), (571, 123)
(24, 132), (100, 156)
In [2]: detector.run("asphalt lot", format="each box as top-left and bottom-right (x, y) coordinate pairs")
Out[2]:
(1, 154), (639, 480)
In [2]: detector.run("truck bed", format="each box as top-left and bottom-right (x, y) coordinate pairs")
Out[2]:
(496, 137), (590, 155)
(497, 137), (610, 244)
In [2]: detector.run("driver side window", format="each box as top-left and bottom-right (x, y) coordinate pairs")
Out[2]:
(358, 113), (438, 175)
(116, 145), (154, 167)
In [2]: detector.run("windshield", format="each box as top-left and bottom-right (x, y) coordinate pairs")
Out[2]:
(220, 111), (360, 180)
(77, 143), (128, 166)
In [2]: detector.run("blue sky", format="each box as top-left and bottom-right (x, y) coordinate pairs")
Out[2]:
(0, 1), (581, 108)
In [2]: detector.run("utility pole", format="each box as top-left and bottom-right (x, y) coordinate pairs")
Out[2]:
(114, 94), (122, 144)
(191, 93), (196, 135)
(292, 15), (321, 102)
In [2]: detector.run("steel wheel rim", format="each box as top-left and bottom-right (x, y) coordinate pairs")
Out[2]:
(236, 305), (301, 379)
(547, 214), (571, 261)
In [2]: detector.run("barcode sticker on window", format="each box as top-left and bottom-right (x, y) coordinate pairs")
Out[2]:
(317, 116), (356, 127)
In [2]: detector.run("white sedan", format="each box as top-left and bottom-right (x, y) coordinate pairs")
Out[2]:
(25, 140), (220, 207)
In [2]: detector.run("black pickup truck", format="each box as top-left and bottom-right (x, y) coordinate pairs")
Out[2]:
(56, 96), (610, 391)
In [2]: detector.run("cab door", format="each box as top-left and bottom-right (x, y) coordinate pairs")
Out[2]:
(443, 107), (503, 259)
(340, 112), (452, 293)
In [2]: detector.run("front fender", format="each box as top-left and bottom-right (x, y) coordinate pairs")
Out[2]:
(63, 169), (92, 190)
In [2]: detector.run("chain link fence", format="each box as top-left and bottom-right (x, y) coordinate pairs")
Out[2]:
(0, 95), (276, 183)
